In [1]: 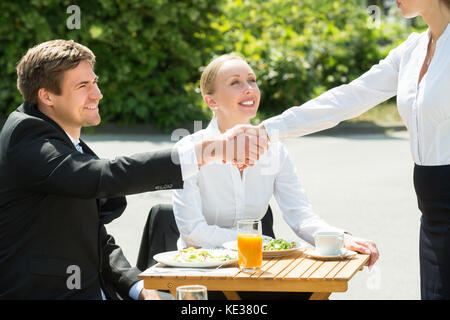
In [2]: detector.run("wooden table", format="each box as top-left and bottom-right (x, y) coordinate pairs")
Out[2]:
(139, 250), (370, 300)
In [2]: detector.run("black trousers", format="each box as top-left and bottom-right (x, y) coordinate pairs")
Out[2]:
(137, 204), (311, 300)
(414, 164), (450, 300)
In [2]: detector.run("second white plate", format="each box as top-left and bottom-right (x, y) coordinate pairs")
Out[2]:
(223, 239), (303, 258)
(303, 248), (357, 260)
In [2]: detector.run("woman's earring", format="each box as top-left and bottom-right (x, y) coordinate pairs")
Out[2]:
(211, 105), (219, 111)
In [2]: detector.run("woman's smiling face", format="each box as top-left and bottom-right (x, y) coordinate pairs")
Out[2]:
(205, 59), (260, 127)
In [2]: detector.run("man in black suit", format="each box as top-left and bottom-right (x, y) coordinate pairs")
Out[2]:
(0, 40), (267, 299)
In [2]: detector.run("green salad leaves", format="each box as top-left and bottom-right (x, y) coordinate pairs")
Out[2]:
(263, 239), (297, 251)
(173, 247), (234, 263)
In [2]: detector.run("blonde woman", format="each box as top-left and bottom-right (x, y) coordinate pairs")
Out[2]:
(250, 0), (450, 300)
(172, 55), (379, 272)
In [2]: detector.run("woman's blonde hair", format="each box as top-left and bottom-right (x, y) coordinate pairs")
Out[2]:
(199, 53), (245, 97)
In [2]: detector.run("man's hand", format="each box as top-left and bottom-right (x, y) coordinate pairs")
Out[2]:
(224, 124), (269, 166)
(138, 289), (162, 300)
(230, 124), (270, 170)
(195, 124), (269, 168)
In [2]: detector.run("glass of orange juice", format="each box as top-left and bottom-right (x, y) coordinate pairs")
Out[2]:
(237, 220), (262, 272)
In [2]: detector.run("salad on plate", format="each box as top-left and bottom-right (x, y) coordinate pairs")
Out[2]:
(172, 247), (235, 263)
(263, 238), (297, 251)
(222, 237), (302, 257)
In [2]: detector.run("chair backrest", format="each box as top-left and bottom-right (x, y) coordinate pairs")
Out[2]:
(136, 204), (179, 270)
(261, 205), (275, 238)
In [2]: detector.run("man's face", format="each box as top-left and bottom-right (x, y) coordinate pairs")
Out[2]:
(48, 60), (103, 136)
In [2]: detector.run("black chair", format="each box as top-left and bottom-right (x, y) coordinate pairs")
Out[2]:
(136, 203), (275, 271)
(136, 204), (179, 271)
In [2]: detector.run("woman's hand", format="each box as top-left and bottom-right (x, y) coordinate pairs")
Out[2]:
(229, 124), (270, 170)
(194, 124), (269, 169)
(343, 234), (379, 268)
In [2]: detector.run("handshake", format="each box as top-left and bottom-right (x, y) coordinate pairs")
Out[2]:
(194, 124), (270, 169)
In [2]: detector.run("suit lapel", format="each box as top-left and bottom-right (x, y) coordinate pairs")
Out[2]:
(78, 139), (98, 158)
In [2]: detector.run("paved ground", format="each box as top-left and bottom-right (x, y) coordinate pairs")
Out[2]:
(82, 128), (421, 300)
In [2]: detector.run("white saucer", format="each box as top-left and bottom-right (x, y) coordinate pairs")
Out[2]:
(303, 248), (357, 260)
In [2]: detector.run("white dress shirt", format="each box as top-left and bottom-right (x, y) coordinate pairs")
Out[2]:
(263, 25), (450, 166)
(172, 118), (343, 249)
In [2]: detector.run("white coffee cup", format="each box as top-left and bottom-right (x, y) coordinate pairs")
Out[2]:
(314, 231), (344, 256)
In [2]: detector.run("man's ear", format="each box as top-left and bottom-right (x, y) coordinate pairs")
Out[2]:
(204, 95), (218, 111)
(37, 88), (54, 108)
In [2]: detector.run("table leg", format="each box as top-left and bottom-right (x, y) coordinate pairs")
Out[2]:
(309, 292), (331, 300)
(222, 291), (241, 300)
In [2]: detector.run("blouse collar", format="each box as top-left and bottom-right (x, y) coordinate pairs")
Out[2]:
(205, 117), (221, 136)
(425, 22), (450, 43)
(205, 117), (255, 138)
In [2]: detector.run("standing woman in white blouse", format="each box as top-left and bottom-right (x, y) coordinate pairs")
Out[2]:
(256, 0), (450, 299)
(172, 54), (379, 272)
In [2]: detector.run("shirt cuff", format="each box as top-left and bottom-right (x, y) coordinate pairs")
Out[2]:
(129, 280), (144, 300)
(176, 140), (199, 181)
(261, 118), (286, 142)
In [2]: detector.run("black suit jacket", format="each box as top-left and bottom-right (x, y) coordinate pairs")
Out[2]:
(0, 102), (184, 299)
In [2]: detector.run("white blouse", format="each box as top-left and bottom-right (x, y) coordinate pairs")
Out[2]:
(172, 118), (342, 249)
(262, 25), (450, 166)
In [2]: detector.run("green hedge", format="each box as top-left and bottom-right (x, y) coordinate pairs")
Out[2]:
(209, 0), (416, 122)
(0, 0), (221, 130)
(0, 0), (418, 131)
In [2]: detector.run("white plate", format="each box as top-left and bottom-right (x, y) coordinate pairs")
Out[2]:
(303, 248), (357, 260)
(222, 235), (273, 251)
(223, 238), (303, 258)
(263, 245), (304, 258)
(153, 249), (238, 268)
(222, 240), (238, 251)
